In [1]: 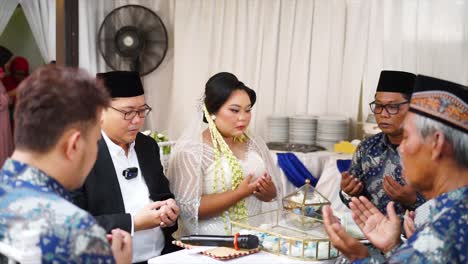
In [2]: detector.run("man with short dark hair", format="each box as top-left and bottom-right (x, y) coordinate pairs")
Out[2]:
(340, 70), (425, 217)
(0, 66), (132, 263)
(323, 74), (468, 263)
(73, 71), (180, 263)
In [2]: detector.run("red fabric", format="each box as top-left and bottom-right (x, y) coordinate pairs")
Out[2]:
(2, 75), (18, 92)
(1, 57), (29, 109)
(10, 56), (29, 73)
(2, 75), (19, 107)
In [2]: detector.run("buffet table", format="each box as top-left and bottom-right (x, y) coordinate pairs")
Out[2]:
(148, 248), (339, 264)
(149, 150), (352, 264)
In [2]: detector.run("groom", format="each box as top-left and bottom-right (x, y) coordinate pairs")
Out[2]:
(73, 71), (180, 263)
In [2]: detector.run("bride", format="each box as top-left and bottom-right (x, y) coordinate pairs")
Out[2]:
(167, 72), (280, 236)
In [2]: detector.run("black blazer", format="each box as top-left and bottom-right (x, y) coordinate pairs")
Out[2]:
(72, 132), (179, 254)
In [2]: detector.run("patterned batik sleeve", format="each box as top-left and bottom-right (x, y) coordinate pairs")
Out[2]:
(67, 214), (115, 263)
(352, 254), (385, 264)
(338, 142), (365, 206)
(406, 192), (426, 211)
(353, 208), (467, 263)
(348, 143), (365, 180)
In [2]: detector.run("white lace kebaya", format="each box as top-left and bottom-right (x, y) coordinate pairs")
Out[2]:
(167, 100), (281, 236)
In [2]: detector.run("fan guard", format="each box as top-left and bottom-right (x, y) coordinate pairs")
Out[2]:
(97, 5), (168, 76)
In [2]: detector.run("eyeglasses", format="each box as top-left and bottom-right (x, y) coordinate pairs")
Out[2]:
(109, 104), (152, 120)
(369, 101), (409, 115)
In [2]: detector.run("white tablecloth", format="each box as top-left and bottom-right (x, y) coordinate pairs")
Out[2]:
(315, 154), (352, 214)
(149, 151), (355, 264)
(272, 150), (352, 209)
(148, 249), (338, 264)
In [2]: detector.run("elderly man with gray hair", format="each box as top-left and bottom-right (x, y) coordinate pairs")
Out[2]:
(322, 75), (467, 263)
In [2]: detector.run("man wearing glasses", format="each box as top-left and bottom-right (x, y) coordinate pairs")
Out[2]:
(339, 70), (425, 219)
(73, 71), (180, 264)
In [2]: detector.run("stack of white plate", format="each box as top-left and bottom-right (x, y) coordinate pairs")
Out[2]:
(267, 116), (289, 142)
(316, 115), (349, 150)
(288, 115), (318, 144)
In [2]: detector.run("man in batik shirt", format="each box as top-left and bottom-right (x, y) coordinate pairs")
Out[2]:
(340, 70), (425, 217)
(0, 66), (132, 263)
(323, 74), (468, 263)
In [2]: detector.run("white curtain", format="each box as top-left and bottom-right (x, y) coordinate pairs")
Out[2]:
(0, 0), (19, 35)
(78, 0), (114, 75)
(168, 0), (352, 139)
(20, 0), (56, 62)
(76, 0), (468, 140)
(167, 0), (468, 140)
(361, 0), (468, 121)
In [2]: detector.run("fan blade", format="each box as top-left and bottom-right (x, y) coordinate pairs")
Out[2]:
(101, 24), (118, 37)
(142, 48), (163, 61)
(138, 17), (159, 33)
(106, 53), (118, 71)
(143, 31), (167, 42)
(131, 6), (147, 29)
(118, 7), (132, 28)
(142, 30), (167, 40)
(139, 54), (154, 75)
(143, 40), (167, 50)
(99, 37), (116, 42)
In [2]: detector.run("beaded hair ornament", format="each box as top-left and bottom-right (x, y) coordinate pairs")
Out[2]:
(202, 104), (248, 233)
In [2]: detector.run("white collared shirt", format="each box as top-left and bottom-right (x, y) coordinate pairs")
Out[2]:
(102, 131), (165, 262)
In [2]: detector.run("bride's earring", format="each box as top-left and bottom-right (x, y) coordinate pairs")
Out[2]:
(211, 114), (216, 121)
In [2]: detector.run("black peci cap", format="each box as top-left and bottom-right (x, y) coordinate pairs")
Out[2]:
(376, 70), (416, 95)
(96, 71), (144, 98)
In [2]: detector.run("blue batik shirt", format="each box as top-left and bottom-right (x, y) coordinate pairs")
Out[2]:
(354, 186), (468, 264)
(344, 133), (425, 216)
(0, 159), (115, 263)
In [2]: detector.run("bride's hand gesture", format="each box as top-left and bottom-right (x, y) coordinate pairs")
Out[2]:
(253, 172), (277, 202)
(235, 174), (257, 199)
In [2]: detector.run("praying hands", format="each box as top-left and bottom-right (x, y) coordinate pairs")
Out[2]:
(323, 196), (406, 261)
(252, 172), (277, 202)
(383, 175), (417, 206)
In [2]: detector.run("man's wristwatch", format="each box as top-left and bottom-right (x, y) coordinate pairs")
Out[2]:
(341, 190), (352, 200)
(339, 190), (353, 207)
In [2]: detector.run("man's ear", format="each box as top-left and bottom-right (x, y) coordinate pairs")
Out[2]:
(431, 131), (445, 161)
(64, 129), (81, 161)
(100, 107), (110, 125)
